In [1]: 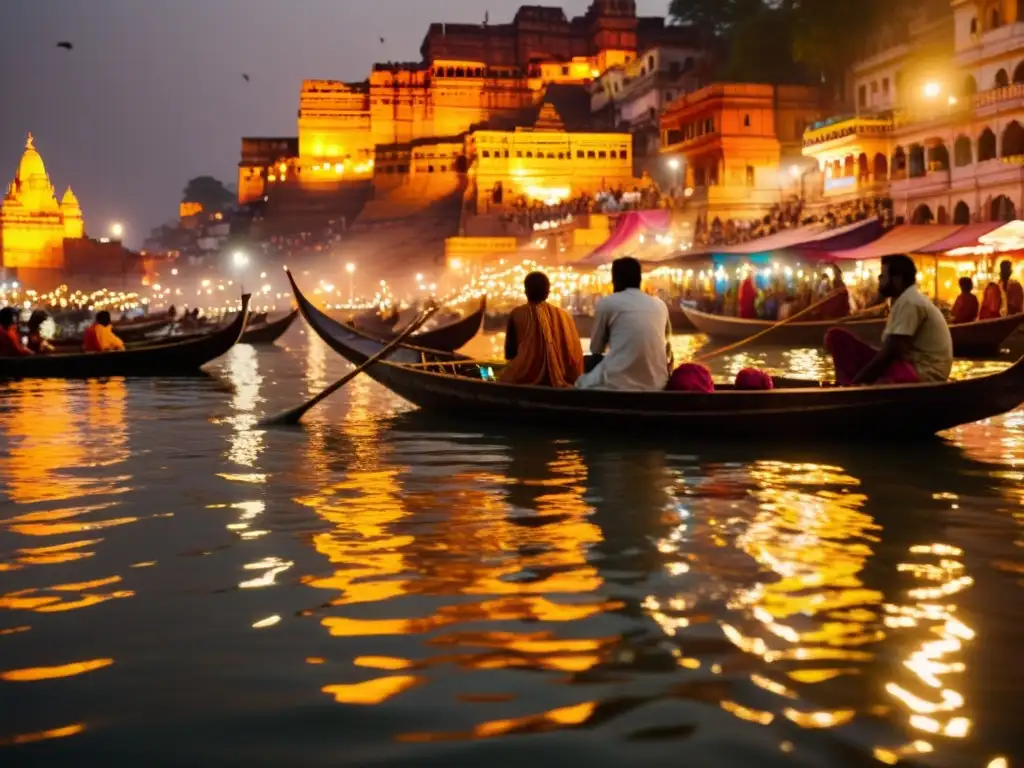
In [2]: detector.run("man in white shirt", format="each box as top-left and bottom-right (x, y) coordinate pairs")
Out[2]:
(576, 257), (673, 391)
(825, 253), (952, 385)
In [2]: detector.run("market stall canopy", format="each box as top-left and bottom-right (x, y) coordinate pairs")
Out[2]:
(820, 224), (962, 261)
(575, 210), (673, 266)
(914, 222), (1006, 254)
(652, 217), (882, 266)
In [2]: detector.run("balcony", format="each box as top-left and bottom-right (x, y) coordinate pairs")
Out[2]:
(802, 116), (893, 149)
(955, 22), (1024, 68)
(973, 83), (1024, 116)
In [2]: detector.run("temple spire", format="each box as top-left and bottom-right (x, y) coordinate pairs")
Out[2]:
(26, 132), (34, 151)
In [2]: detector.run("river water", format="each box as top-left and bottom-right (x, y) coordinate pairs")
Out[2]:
(0, 328), (1021, 767)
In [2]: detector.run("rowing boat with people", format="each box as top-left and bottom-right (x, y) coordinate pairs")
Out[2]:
(286, 272), (1024, 439)
(352, 296), (486, 352)
(682, 305), (1024, 358)
(0, 294), (250, 379)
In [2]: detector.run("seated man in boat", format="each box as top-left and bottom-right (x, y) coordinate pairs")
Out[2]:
(26, 310), (54, 353)
(576, 257), (673, 391)
(950, 277), (979, 324)
(824, 254), (952, 386)
(83, 311), (126, 353)
(500, 271), (583, 387)
(979, 260), (1024, 318)
(0, 307), (32, 357)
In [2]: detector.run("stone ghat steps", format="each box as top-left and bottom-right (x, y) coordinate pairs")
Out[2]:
(356, 175), (466, 224)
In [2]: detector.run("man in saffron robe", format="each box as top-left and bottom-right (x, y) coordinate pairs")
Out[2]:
(738, 273), (757, 318)
(979, 260), (1024, 318)
(0, 307), (32, 357)
(83, 311), (126, 353)
(825, 254), (952, 386)
(500, 271), (583, 387)
(950, 277), (979, 324)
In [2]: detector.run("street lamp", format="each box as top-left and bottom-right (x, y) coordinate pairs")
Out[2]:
(345, 262), (356, 303)
(923, 81), (941, 99)
(110, 222), (124, 239)
(232, 250), (249, 292)
(666, 157), (682, 192)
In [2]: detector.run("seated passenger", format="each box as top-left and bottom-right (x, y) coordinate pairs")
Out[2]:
(26, 310), (54, 353)
(576, 257), (673, 391)
(949, 277), (979, 325)
(83, 311), (125, 353)
(734, 367), (774, 390)
(500, 271), (583, 387)
(0, 307), (32, 357)
(825, 254), (952, 386)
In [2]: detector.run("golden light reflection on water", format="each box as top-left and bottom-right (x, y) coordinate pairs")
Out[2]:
(1, 657), (113, 681)
(884, 542), (974, 742)
(305, 331), (328, 397)
(222, 344), (264, 469)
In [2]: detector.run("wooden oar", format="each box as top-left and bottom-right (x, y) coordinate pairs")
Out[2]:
(259, 302), (440, 427)
(696, 288), (852, 362)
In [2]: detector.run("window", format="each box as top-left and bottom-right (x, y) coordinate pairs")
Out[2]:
(743, 113), (751, 127)
(427, 165), (435, 173)
(526, 151), (533, 158)
(577, 150), (585, 158)
(598, 150), (607, 159)
(882, 77), (890, 93)
(858, 84), (867, 107)
(587, 150), (596, 158)
(969, 16), (978, 34)
(648, 55), (655, 71)
(516, 151), (523, 158)
(745, 165), (755, 186)
(991, 7), (1002, 28)
(871, 81), (879, 94)
(482, 150), (491, 158)
(561, 66), (569, 76)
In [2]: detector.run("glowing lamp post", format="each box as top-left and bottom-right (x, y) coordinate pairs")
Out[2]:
(666, 157), (682, 192)
(345, 262), (356, 303)
(233, 250), (250, 292)
(110, 222), (124, 240)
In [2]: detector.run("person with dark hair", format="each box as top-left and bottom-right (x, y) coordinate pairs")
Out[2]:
(26, 310), (54, 353)
(825, 253), (952, 385)
(979, 259), (1023, 318)
(83, 310), (125, 353)
(575, 256), (673, 390)
(0, 306), (32, 357)
(500, 271), (583, 387)
(950, 276), (979, 324)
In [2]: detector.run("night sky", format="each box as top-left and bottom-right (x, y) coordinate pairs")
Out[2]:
(0, 0), (670, 247)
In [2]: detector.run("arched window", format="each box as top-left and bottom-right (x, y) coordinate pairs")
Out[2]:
(928, 142), (950, 171)
(857, 152), (869, 180)
(969, 17), (978, 34)
(908, 144), (926, 177)
(873, 152), (888, 180)
(953, 135), (973, 167)
(990, 6), (1002, 29)
(953, 200), (971, 224)
(963, 75), (977, 95)
(937, 205), (949, 225)
(978, 128), (997, 161)
(1001, 120), (1024, 156)
(1014, 61), (1024, 84)
(892, 146), (907, 178)
(911, 204), (934, 224)
(991, 194), (1017, 221)
(995, 68), (1009, 88)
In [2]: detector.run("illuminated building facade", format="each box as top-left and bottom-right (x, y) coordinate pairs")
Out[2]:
(592, 41), (707, 181)
(1, 133), (84, 274)
(660, 84), (827, 219)
(469, 96), (633, 210)
(802, 0), (1024, 224)
(238, 1), (694, 208)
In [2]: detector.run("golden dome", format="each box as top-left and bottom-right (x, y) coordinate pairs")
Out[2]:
(17, 133), (48, 181)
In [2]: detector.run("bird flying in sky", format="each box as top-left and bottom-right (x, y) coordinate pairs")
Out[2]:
(379, 36), (385, 44)
(242, 73), (250, 82)
(56, 41), (73, 50)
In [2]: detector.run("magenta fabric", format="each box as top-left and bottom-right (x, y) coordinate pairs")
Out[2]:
(824, 327), (920, 386)
(667, 363), (715, 392)
(734, 368), (774, 390)
(580, 210), (673, 265)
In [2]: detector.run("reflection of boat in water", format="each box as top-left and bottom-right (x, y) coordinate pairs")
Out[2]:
(683, 306), (1024, 358)
(0, 295), (250, 379)
(289, 270), (1024, 439)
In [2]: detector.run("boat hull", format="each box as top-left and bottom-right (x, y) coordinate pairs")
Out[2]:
(288, 271), (1024, 440)
(682, 307), (1024, 357)
(0, 295), (250, 379)
(240, 309), (299, 345)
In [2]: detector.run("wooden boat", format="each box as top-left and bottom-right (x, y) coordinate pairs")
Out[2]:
(682, 306), (1024, 358)
(289, 273), (1024, 439)
(350, 296), (487, 352)
(0, 295), (250, 379)
(239, 308), (299, 345)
